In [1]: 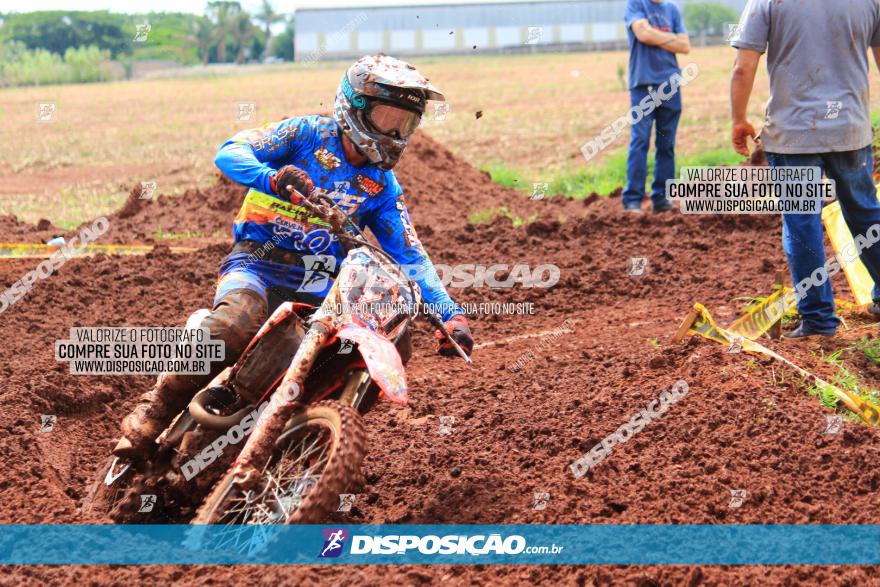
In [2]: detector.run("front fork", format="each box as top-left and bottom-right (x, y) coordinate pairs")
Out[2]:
(339, 369), (373, 410)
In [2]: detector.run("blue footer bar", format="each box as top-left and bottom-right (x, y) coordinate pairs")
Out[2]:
(1, 525), (879, 565)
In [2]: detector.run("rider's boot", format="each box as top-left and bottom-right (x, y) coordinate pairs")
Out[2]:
(113, 372), (201, 457)
(112, 289), (268, 458)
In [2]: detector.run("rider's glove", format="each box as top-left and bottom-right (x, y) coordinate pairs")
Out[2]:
(436, 314), (473, 357)
(272, 165), (314, 202)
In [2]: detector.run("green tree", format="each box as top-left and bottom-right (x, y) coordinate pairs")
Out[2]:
(129, 12), (209, 64)
(206, 1), (241, 63)
(187, 16), (213, 64)
(0, 42), (112, 86)
(683, 3), (739, 46)
(231, 11), (255, 64)
(63, 45), (112, 82)
(271, 20), (294, 61)
(254, 0), (284, 61)
(1, 11), (130, 57)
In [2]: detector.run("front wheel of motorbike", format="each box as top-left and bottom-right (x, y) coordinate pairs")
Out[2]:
(81, 455), (145, 521)
(190, 400), (366, 546)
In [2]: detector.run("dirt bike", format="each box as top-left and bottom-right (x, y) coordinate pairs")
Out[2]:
(84, 188), (471, 542)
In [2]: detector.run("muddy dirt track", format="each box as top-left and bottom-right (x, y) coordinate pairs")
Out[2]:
(1, 133), (879, 586)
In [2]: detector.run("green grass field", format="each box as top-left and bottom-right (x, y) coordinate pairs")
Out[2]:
(3, 47), (880, 228)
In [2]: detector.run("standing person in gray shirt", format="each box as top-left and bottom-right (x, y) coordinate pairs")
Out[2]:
(730, 0), (880, 338)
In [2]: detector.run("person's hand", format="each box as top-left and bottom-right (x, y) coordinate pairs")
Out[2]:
(436, 314), (473, 357)
(272, 165), (314, 201)
(732, 120), (758, 158)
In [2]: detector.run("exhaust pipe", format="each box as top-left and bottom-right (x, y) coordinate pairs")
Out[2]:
(189, 386), (253, 430)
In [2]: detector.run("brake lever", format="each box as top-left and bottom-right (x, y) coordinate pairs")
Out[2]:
(420, 306), (473, 365)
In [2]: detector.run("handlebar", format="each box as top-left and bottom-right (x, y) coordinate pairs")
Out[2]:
(287, 185), (472, 365)
(420, 306), (473, 364)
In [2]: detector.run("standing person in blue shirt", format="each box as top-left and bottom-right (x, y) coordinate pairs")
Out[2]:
(622, 0), (690, 213)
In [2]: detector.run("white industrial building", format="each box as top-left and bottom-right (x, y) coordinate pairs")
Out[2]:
(293, 0), (748, 61)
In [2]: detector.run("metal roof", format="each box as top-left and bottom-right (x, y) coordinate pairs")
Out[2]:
(294, 0), (747, 32)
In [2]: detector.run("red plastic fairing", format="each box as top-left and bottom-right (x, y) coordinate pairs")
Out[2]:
(336, 323), (408, 404)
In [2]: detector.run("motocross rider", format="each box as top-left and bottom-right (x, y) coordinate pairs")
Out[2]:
(114, 55), (473, 457)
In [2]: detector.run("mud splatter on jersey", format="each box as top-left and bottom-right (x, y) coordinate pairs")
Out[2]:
(214, 114), (461, 320)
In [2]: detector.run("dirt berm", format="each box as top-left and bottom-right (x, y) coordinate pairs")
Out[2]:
(1, 133), (878, 585)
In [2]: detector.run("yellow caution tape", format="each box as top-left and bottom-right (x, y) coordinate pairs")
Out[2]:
(727, 287), (797, 340)
(822, 199), (876, 307)
(674, 302), (730, 346)
(676, 303), (880, 425)
(0, 243), (197, 259)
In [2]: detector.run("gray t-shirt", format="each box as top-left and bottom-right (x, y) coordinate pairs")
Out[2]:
(732, 0), (880, 154)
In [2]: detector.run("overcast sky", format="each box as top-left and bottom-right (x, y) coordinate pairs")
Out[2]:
(0, 0), (558, 14)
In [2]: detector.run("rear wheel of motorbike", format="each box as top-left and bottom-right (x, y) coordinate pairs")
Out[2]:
(190, 400), (366, 546)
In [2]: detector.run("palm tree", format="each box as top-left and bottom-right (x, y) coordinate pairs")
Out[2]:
(254, 0), (284, 61)
(232, 12), (255, 65)
(207, 1), (241, 63)
(187, 17), (213, 65)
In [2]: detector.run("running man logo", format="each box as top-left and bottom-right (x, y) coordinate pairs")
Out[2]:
(335, 192), (367, 216)
(338, 338), (354, 355)
(319, 528), (348, 558)
(525, 26), (543, 45)
(825, 101), (843, 120)
(139, 181), (157, 200)
(133, 23), (151, 42)
(39, 414), (56, 433)
(727, 336), (743, 354)
(138, 494), (157, 513)
(438, 415), (455, 436)
(532, 491), (550, 510)
(628, 257), (649, 277)
(531, 182), (548, 201)
(430, 102), (450, 122)
(338, 493), (356, 512)
(728, 489), (748, 509)
(238, 103), (256, 122)
(37, 103), (56, 122)
(824, 414), (844, 435)
(299, 255), (337, 293)
(726, 23), (743, 43)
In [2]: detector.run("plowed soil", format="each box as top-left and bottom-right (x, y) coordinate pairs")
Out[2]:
(1, 132), (879, 586)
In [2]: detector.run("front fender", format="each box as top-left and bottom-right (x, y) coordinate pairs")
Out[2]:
(337, 324), (408, 405)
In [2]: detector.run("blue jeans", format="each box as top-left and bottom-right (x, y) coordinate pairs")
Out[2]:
(623, 85), (682, 207)
(767, 146), (880, 332)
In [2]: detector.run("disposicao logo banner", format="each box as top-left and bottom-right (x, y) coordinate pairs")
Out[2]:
(3, 525), (880, 565)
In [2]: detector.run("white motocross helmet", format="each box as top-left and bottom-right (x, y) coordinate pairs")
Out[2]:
(333, 54), (445, 170)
